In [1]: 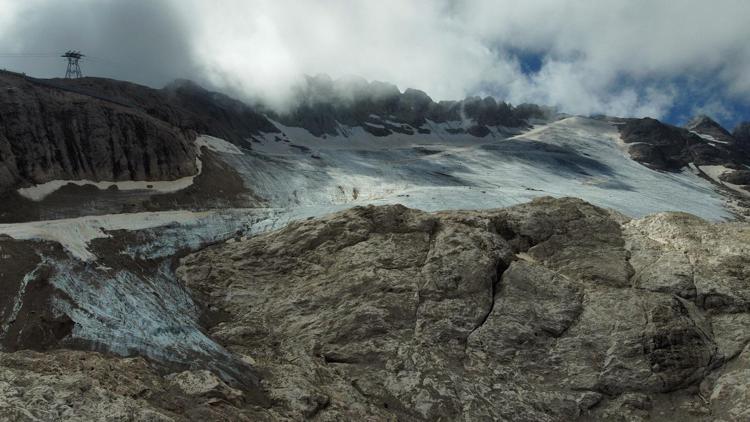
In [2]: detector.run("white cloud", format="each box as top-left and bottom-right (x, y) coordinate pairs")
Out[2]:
(2, 0), (750, 119)
(173, 0), (750, 118)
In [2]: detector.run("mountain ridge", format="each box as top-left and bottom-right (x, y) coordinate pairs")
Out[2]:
(1, 72), (750, 421)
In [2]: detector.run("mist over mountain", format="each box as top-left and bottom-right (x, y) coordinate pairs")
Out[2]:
(2, 0), (750, 127)
(3, 2), (750, 421)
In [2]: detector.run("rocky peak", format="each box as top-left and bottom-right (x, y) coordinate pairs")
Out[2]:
(685, 114), (735, 144)
(618, 117), (748, 172)
(270, 74), (547, 137)
(0, 71), (280, 195)
(686, 114), (723, 131)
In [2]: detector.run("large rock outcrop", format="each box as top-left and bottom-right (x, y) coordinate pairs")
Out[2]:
(0, 71), (198, 193)
(268, 74), (548, 137)
(178, 198), (749, 420)
(618, 116), (750, 198)
(618, 117), (747, 171)
(2, 198), (748, 420)
(0, 71), (278, 195)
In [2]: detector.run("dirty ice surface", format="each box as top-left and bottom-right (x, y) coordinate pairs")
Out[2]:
(0, 116), (735, 261)
(698, 164), (749, 197)
(0, 210), (211, 261)
(244, 116), (731, 221)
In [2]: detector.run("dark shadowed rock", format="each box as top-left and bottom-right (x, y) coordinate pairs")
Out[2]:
(0, 71), (279, 195)
(271, 75), (545, 137)
(618, 117), (748, 172)
(686, 115), (735, 144)
(733, 122), (750, 152)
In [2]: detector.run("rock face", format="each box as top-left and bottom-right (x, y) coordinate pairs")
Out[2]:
(618, 117), (747, 171)
(166, 197), (748, 421)
(0, 71), (279, 195)
(686, 115), (736, 144)
(269, 74), (548, 137)
(0, 71), (197, 193)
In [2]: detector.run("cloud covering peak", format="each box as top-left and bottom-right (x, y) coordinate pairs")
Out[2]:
(2, 0), (749, 125)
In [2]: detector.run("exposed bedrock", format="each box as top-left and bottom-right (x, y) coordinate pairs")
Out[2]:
(268, 74), (548, 137)
(0, 72), (197, 194)
(1, 198), (748, 420)
(618, 116), (750, 181)
(170, 197), (749, 420)
(0, 71), (278, 195)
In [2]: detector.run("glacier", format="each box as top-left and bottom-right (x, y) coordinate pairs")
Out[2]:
(0, 114), (740, 387)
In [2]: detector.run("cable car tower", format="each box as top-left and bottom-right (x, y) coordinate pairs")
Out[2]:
(61, 50), (84, 78)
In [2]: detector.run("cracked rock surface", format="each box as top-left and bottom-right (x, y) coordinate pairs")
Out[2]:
(176, 197), (749, 421)
(2, 197), (749, 421)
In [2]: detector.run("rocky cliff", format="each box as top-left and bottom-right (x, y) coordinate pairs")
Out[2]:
(4, 198), (744, 421)
(51, 77), (279, 144)
(0, 71), (278, 195)
(618, 117), (749, 171)
(174, 198), (750, 421)
(0, 71), (196, 193)
(268, 74), (548, 137)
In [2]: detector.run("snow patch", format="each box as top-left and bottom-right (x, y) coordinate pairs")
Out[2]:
(16, 166), (202, 202)
(0, 210), (211, 261)
(690, 131), (729, 144)
(195, 135), (244, 155)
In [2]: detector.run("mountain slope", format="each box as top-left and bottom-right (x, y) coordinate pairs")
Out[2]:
(0, 71), (197, 194)
(3, 199), (749, 420)
(266, 74), (547, 137)
(0, 71), (278, 196)
(1, 75), (750, 421)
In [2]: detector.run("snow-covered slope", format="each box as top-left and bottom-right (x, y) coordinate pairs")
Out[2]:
(240, 116), (731, 220)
